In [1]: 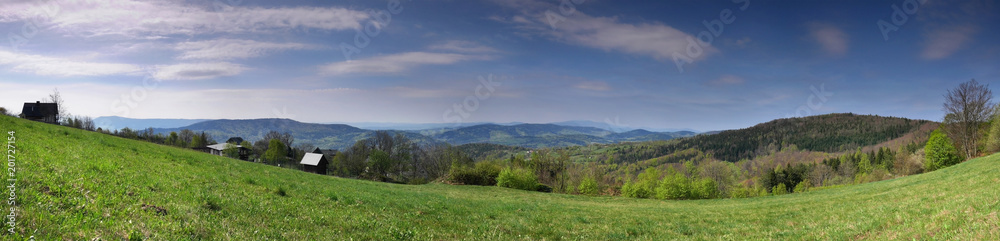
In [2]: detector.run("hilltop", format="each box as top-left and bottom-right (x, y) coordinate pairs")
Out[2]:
(2, 114), (997, 239)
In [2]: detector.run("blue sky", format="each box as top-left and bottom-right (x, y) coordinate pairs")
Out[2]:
(0, 0), (997, 131)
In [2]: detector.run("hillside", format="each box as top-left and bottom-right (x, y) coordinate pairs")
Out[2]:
(584, 113), (933, 164)
(3, 114), (999, 239)
(431, 124), (695, 148)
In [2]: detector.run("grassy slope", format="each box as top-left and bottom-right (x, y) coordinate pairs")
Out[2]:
(2, 115), (998, 240)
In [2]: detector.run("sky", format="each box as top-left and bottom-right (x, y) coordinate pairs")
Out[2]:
(0, 0), (998, 132)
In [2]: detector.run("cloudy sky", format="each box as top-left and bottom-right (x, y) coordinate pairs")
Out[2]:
(0, 0), (997, 131)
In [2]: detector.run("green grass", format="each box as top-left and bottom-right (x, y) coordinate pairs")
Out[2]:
(2, 115), (998, 240)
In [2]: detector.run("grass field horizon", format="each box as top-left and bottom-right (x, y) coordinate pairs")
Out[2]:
(3, 114), (999, 240)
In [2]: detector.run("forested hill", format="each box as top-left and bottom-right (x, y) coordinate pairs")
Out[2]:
(431, 124), (696, 148)
(154, 119), (438, 150)
(599, 113), (934, 163)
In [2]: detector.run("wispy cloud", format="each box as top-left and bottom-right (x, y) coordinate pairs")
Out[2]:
(807, 22), (848, 56)
(319, 52), (489, 75)
(153, 62), (247, 80)
(0, 50), (142, 77)
(175, 39), (318, 60)
(920, 26), (976, 60)
(547, 14), (714, 61)
(1, 0), (370, 38)
(429, 40), (500, 53)
(491, 1), (715, 62)
(574, 81), (611, 91)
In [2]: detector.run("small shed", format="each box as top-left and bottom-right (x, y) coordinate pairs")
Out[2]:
(21, 101), (59, 124)
(300, 152), (329, 175)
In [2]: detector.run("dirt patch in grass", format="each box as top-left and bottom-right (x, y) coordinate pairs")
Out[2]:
(141, 204), (168, 216)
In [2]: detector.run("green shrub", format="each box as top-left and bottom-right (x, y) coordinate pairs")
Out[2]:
(793, 179), (811, 193)
(624, 168), (660, 199)
(447, 161), (501, 186)
(925, 129), (963, 171)
(496, 167), (539, 191)
(578, 177), (599, 196)
(690, 178), (718, 199)
(655, 173), (689, 200)
(772, 183), (788, 195)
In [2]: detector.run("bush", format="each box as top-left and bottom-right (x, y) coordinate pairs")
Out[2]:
(578, 177), (599, 196)
(772, 183), (788, 195)
(623, 168), (660, 199)
(925, 129), (963, 171)
(496, 167), (539, 191)
(447, 161), (501, 186)
(655, 173), (689, 200)
(690, 178), (718, 199)
(793, 179), (811, 193)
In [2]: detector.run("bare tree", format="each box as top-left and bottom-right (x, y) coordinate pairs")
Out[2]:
(943, 79), (994, 159)
(81, 116), (96, 131)
(262, 131), (294, 148)
(47, 88), (68, 123)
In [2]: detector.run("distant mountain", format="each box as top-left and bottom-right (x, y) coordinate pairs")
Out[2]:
(94, 116), (210, 131)
(153, 119), (437, 150)
(552, 120), (699, 133)
(340, 122), (494, 131)
(149, 119), (694, 150)
(431, 124), (695, 148)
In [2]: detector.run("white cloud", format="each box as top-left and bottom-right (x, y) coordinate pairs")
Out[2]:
(176, 39), (317, 60)
(498, 7), (714, 62)
(921, 26), (976, 60)
(554, 14), (715, 61)
(0, 0), (370, 38)
(429, 40), (499, 53)
(0, 50), (143, 77)
(574, 81), (611, 91)
(807, 23), (848, 56)
(153, 62), (247, 80)
(320, 52), (489, 75)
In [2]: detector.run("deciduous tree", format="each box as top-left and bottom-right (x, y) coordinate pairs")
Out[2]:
(943, 79), (994, 159)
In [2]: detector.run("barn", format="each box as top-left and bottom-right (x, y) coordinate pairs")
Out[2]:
(300, 149), (330, 175)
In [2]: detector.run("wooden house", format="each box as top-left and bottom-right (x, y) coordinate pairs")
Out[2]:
(21, 101), (59, 124)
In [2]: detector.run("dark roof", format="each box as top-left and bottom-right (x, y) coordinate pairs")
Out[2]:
(21, 102), (58, 118)
(312, 147), (338, 156)
(226, 137), (244, 144)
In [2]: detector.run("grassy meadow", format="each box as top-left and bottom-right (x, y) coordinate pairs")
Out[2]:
(1, 114), (998, 240)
